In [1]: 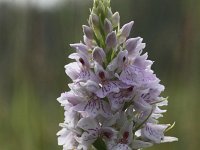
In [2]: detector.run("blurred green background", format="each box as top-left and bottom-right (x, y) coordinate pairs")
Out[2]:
(0, 0), (200, 149)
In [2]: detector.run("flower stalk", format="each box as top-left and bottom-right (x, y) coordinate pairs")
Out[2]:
(57, 0), (178, 150)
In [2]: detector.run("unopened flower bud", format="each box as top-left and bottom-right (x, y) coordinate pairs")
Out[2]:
(107, 7), (113, 19)
(120, 21), (134, 38)
(104, 18), (113, 34)
(112, 12), (120, 28)
(92, 47), (106, 64)
(97, 1), (105, 14)
(90, 13), (99, 27)
(106, 31), (117, 48)
(82, 25), (93, 40)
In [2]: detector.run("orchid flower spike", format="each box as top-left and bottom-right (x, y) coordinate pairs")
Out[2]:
(57, 0), (178, 150)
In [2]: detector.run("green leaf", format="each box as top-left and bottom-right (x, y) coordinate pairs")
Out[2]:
(93, 137), (107, 150)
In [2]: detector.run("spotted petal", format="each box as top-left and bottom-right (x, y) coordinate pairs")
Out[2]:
(57, 91), (83, 106)
(119, 65), (159, 87)
(141, 123), (169, 143)
(76, 117), (99, 147)
(141, 84), (165, 104)
(65, 62), (97, 83)
(132, 140), (153, 149)
(64, 110), (79, 129)
(57, 128), (77, 149)
(76, 131), (98, 147)
(72, 98), (112, 118)
(111, 144), (131, 150)
(77, 117), (99, 131)
(96, 81), (120, 98)
(68, 52), (90, 68)
(108, 87), (135, 110)
(100, 127), (118, 140)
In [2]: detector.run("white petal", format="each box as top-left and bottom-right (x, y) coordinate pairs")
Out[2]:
(64, 110), (79, 129)
(57, 128), (69, 145)
(134, 52), (153, 69)
(57, 129), (78, 149)
(119, 65), (159, 87)
(80, 80), (99, 93)
(141, 123), (169, 143)
(134, 98), (152, 111)
(161, 136), (178, 143)
(75, 131), (98, 147)
(102, 112), (120, 127)
(65, 62), (80, 80)
(96, 81), (120, 98)
(73, 98), (112, 118)
(154, 106), (167, 114)
(132, 140), (153, 149)
(70, 43), (89, 55)
(77, 117), (99, 131)
(111, 144), (131, 150)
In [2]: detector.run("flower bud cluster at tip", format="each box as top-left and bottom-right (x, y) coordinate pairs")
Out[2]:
(57, 0), (178, 150)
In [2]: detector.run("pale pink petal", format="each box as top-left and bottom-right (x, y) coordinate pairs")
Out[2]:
(111, 144), (131, 150)
(72, 98), (112, 118)
(65, 62), (81, 80)
(161, 136), (178, 143)
(141, 123), (169, 143)
(119, 65), (159, 87)
(134, 52), (153, 69)
(96, 81), (120, 98)
(132, 140), (153, 149)
(120, 21), (134, 38)
(77, 117), (99, 131)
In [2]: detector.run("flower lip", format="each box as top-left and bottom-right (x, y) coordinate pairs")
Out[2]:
(99, 71), (106, 80)
(102, 131), (112, 139)
(123, 56), (126, 62)
(79, 58), (85, 65)
(123, 131), (129, 140)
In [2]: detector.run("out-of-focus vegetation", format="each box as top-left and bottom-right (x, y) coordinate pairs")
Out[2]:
(0, 0), (200, 149)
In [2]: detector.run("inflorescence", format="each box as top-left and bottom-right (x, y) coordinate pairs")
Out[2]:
(57, 0), (178, 149)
